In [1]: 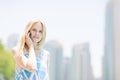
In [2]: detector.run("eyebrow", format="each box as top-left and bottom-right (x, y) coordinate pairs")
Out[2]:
(32, 28), (42, 31)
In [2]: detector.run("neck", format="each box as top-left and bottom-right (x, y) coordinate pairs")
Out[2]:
(33, 42), (42, 54)
(33, 42), (39, 49)
(33, 47), (41, 56)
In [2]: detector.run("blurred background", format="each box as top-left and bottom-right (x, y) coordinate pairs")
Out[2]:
(0, 0), (120, 80)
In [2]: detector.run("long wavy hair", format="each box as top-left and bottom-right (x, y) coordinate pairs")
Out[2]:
(17, 20), (46, 54)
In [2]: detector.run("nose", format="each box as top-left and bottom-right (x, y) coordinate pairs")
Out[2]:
(35, 31), (40, 35)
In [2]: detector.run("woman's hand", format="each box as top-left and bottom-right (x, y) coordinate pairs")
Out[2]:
(25, 32), (33, 48)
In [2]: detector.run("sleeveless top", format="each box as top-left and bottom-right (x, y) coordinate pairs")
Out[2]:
(15, 49), (49, 80)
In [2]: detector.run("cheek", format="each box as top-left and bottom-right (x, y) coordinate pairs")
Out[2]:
(30, 32), (35, 39)
(31, 33), (34, 36)
(39, 36), (42, 40)
(38, 33), (42, 37)
(40, 34), (42, 38)
(30, 31), (35, 36)
(40, 33), (42, 36)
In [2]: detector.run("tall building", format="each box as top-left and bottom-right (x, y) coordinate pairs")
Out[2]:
(104, 0), (120, 80)
(63, 57), (71, 80)
(6, 33), (19, 50)
(104, 1), (114, 80)
(101, 55), (105, 80)
(112, 1), (120, 80)
(43, 40), (63, 80)
(90, 65), (95, 80)
(70, 43), (92, 80)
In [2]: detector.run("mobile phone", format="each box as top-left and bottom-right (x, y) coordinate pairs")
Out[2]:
(29, 32), (31, 38)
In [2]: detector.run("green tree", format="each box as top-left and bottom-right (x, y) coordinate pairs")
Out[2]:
(0, 40), (4, 50)
(0, 40), (15, 80)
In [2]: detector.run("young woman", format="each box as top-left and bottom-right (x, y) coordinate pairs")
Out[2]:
(11, 20), (50, 80)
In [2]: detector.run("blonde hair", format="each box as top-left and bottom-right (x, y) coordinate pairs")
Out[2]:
(17, 20), (46, 53)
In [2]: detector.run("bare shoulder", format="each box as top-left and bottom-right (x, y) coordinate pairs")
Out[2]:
(43, 49), (50, 64)
(43, 49), (50, 56)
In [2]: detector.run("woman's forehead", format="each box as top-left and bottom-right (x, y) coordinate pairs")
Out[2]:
(31, 22), (43, 29)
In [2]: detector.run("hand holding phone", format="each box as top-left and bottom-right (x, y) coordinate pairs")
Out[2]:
(25, 32), (33, 48)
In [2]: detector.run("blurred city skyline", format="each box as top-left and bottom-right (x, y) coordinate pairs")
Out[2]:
(0, 0), (108, 78)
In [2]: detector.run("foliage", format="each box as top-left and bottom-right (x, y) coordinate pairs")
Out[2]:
(0, 40), (15, 79)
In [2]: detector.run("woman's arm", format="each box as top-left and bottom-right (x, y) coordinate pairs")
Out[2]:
(11, 46), (37, 72)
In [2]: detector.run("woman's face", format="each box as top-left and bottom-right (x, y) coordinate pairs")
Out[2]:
(30, 22), (43, 43)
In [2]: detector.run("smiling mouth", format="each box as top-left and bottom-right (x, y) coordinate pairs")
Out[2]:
(33, 37), (39, 39)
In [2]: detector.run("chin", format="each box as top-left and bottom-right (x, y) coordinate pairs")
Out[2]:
(33, 39), (41, 43)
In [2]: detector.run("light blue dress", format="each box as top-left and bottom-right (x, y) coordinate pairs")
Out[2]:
(15, 49), (49, 80)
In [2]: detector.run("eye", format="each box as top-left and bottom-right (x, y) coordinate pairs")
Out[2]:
(32, 29), (36, 31)
(39, 31), (42, 33)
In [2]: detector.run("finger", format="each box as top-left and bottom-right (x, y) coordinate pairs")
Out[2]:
(25, 32), (30, 39)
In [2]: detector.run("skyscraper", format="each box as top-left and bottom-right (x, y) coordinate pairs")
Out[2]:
(44, 40), (63, 80)
(63, 57), (71, 80)
(6, 33), (19, 50)
(70, 43), (92, 80)
(101, 55), (105, 80)
(104, 1), (114, 80)
(112, 1), (120, 80)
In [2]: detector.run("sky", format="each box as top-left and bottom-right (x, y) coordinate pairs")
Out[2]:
(0, 0), (108, 78)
